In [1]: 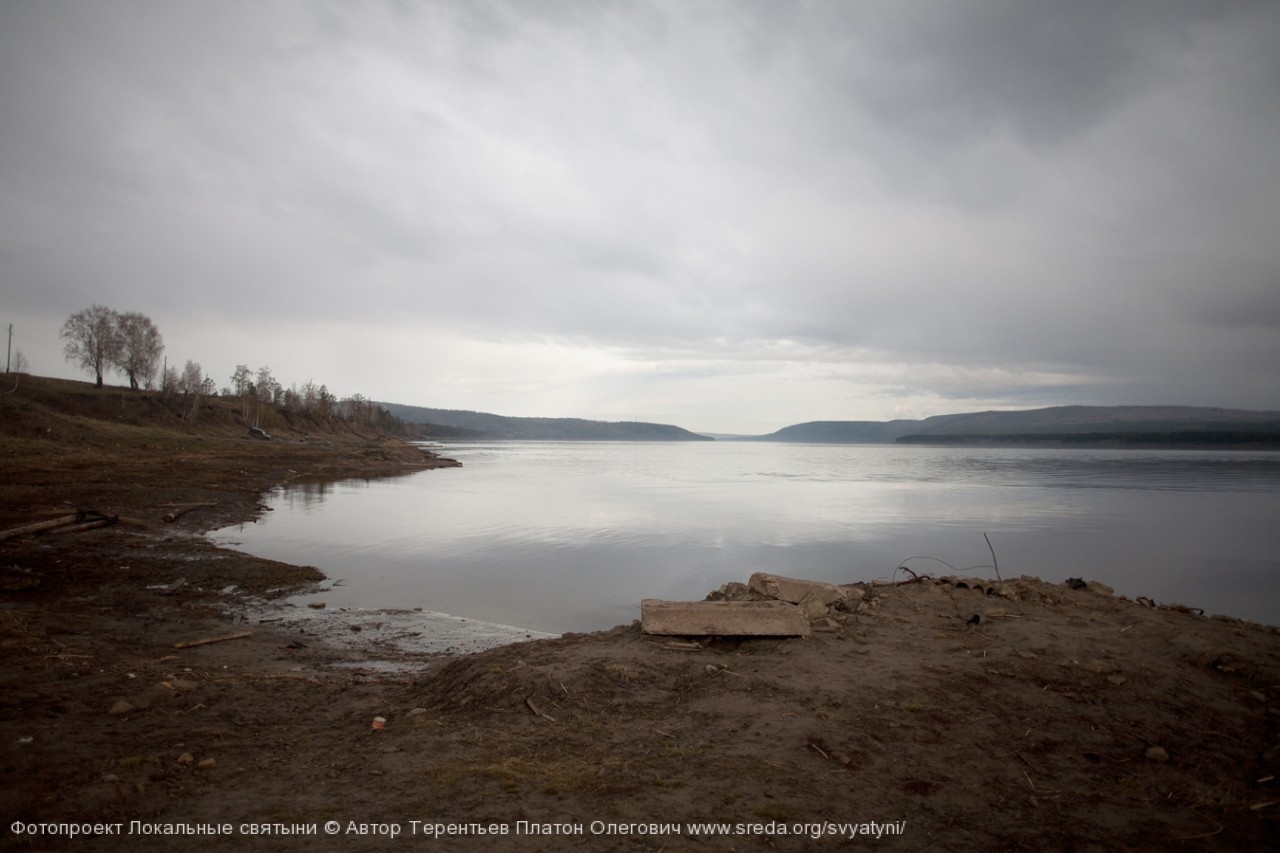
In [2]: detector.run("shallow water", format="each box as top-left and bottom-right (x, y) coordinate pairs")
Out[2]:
(212, 442), (1280, 632)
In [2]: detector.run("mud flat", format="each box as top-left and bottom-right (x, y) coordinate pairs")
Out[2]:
(239, 597), (558, 660)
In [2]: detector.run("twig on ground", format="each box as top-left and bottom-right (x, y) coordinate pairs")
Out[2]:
(525, 697), (557, 723)
(173, 630), (253, 649)
(1171, 810), (1224, 841)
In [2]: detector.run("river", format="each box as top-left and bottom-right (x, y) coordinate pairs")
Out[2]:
(211, 441), (1280, 632)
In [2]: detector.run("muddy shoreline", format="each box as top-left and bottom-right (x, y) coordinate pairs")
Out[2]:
(3, 422), (1280, 849)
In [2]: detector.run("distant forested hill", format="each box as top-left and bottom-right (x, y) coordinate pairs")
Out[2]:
(377, 403), (714, 441)
(755, 406), (1280, 447)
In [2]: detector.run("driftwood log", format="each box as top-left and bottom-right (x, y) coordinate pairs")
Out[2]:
(161, 502), (218, 523)
(0, 511), (119, 541)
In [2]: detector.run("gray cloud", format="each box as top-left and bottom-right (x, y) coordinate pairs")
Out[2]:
(2, 0), (1278, 430)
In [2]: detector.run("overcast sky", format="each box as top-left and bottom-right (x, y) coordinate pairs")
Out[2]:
(3, 1), (1278, 433)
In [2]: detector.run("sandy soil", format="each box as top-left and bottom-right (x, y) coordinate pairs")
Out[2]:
(2, 380), (1279, 851)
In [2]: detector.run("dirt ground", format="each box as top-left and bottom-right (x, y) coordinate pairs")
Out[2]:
(2, 378), (1279, 851)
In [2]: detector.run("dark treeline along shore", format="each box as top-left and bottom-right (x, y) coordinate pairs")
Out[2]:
(382, 401), (1280, 448)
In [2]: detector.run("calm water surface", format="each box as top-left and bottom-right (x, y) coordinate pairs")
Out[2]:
(211, 442), (1280, 632)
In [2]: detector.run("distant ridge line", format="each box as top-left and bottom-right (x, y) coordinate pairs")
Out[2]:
(751, 405), (1280, 445)
(375, 402), (713, 441)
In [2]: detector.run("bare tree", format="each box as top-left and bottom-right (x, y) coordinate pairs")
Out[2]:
(230, 365), (252, 396)
(300, 379), (320, 412)
(230, 364), (253, 420)
(113, 311), (164, 389)
(178, 360), (205, 395)
(317, 384), (335, 417)
(177, 360), (208, 422)
(7, 350), (28, 374)
(61, 305), (121, 388)
(255, 366), (281, 406)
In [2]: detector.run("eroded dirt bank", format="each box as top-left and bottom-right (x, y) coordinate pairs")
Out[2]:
(2, 379), (1279, 850)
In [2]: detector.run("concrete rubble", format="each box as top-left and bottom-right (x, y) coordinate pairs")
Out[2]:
(640, 599), (812, 637)
(640, 572), (868, 638)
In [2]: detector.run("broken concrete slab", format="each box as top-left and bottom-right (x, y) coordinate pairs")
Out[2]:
(641, 599), (811, 637)
(797, 591), (832, 620)
(748, 572), (856, 607)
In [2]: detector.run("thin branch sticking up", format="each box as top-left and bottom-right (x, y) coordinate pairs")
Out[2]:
(984, 532), (1002, 582)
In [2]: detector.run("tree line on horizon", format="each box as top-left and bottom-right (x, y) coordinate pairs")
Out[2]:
(58, 304), (403, 431)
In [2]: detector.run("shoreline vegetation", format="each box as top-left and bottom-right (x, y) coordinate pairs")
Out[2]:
(2, 375), (1279, 849)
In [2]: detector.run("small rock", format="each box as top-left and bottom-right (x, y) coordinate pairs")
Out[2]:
(108, 699), (134, 715)
(405, 707), (429, 718)
(197, 758), (216, 770)
(178, 752), (194, 765)
(1145, 746), (1169, 762)
(163, 679), (199, 693)
(1107, 674), (1127, 686)
(307, 602), (326, 610)
(102, 774), (120, 783)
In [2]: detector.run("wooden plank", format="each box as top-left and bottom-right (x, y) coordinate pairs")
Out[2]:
(641, 599), (810, 637)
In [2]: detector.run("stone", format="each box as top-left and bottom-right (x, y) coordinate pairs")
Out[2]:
(197, 758), (216, 770)
(641, 599), (810, 637)
(108, 699), (134, 715)
(797, 591), (831, 620)
(1145, 746), (1169, 762)
(748, 572), (848, 606)
(177, 753), (194, 765)
(162, 679), (199, 693)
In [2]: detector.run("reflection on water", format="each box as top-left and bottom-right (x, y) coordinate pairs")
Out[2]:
(212, 443), (1280, 632)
